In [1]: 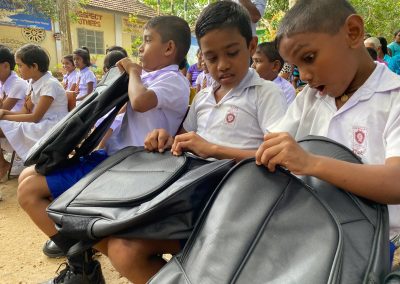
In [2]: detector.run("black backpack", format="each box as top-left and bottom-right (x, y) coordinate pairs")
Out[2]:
(25, 67), (129, 175)
(148, 136), (390, 284)
(46, 147), (234, 251)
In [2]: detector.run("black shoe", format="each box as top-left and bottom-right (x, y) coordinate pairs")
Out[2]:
(43, 240), (66, 258)
(41, 260), (105, 284)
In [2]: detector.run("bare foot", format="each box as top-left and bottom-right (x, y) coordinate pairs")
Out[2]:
(0, 161), (11, 182)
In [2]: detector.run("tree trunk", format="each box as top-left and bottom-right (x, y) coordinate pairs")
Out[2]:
(57, 0), (73, 55)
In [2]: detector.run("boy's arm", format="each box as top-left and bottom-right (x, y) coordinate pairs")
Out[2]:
(172, 132), (256, 162)
(2, 98), (19, 111)
(117, 58), (157, 113)
(238, 0), (264, 23)
(144, 127), (187, 153)
(255, 132), (400, 204)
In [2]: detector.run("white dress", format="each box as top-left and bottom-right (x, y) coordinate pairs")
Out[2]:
(0, 72), (68, 161)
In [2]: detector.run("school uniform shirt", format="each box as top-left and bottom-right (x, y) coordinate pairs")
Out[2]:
(195, 71), (214, 90)
(0, 72), (68, 161)
(183, 68), (287, 150)
(273, 75), (296, 106)
(232, 0), (266, 36)
(76, 67), (97, 100)
(106, 64), (190, 154)
(0, 71), (28, 112)
(188, 64), (202, 86)
(62, 69), (78, 91)
(270, 63), (400, 238)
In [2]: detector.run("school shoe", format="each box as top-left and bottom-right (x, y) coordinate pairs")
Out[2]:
(43, 240), (66, 258)
(40, 260), (105, 284)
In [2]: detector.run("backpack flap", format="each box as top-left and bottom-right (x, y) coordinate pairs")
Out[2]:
(47, 149), (234, 241)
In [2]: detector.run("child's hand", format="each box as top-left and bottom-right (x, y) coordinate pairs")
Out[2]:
(255, 132), (317, 175)
(116, 58), (142, 77)
(171, 132), (212, 158)
(0, 109), (4, 119)
(144, 129), (174, 153)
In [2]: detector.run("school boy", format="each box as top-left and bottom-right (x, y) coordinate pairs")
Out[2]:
(252, 41), (296, 105)
(99, 2), (287, 284)
(255, 0), (400, 265)
(17, 15), (191, 284)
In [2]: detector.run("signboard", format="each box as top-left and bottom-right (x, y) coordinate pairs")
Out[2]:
(0, 2), (51, 30)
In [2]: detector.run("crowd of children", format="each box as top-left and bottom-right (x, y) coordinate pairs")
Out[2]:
(0, 0), (398, 283)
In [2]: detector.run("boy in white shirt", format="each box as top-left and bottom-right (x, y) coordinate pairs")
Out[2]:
(255, 0), (400, 266)
(108, 2), (286, 283)
(17, 15), (191, 284)
(252, 41), (296, 105)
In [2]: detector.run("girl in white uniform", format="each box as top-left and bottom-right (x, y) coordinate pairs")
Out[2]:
(0, 44), (68, 178)
(73, 47), (97, 105)
(61, 54), (77, 110)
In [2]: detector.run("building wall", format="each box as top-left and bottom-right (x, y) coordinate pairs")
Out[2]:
(0, 25), (59, 72)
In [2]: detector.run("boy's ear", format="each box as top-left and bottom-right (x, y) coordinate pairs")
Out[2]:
(164, 40), (176, 58)
(344, 14), (365, 48)
(272, 60), (282, 73)
(249, 36), (258, 56)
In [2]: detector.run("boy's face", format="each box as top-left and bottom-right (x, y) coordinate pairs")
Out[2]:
(252, 51), (279, 81)
(15, 57), (35, 80)
(200, 27), (257, 89)
(279, 30), (359, 98)
(139, 28), (171, 72)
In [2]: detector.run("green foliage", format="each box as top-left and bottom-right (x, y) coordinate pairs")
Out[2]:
(349, 0), (400, 39)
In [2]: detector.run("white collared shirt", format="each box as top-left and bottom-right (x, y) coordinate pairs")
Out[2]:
(0, 71), (28, 112)
(232, 0), (267, 36)
(184, 68), (287, 150)
(76, 67), (97, 99)
(29, 72), (68, 118)
(271, 63), (400, 237)
(273, 76), (296, 105)
(62, 69), (78, 91)
(106, 64), (190, 154)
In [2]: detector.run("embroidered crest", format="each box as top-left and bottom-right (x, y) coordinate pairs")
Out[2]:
(352, 127), (367, 156)
(224, 106), (239, 127)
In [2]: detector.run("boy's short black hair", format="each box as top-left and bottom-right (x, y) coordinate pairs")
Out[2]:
(15, 44), (49, 73)
(0, 45), (15, 70)
(145, 15), (190, 64)
(276, 0), (356, 48)
(256, 42), (284, 70)
(106, 45), (128, 57)
(195, 1), (253, 46)
(103, 50), (126, 71)
(74, 46), (91, 67)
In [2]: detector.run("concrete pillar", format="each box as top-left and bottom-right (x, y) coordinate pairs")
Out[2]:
(114, 13), (122, 46)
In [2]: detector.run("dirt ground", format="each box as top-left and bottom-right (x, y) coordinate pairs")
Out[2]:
(0, 178), (130, 284)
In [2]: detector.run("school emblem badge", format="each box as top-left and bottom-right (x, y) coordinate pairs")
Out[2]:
(352, 127), (367, 156)
(224, 106), (238, 126)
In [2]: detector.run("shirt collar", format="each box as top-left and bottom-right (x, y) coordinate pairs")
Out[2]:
(31, 72), (52, 94)
(210, 68), (265, 98)
(141, 64), (179, 83)
(2, 71), (18, 90)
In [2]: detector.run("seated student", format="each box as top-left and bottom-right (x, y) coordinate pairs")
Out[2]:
(96, 50), (127, 150)
(73, 47), (97, 105)
(61, 54), (78, 110)
(105, 45), (128, 57)
(186, 48), (203, 86)
(17, 15), (191, 284)
(97, 2), (286, 284)
(0, 44), (68, 178)
(254, 0), (400, 267)
(195, 58), (213, 93)
(0, 45), (28, 112)
(252, 41), (296, 105)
